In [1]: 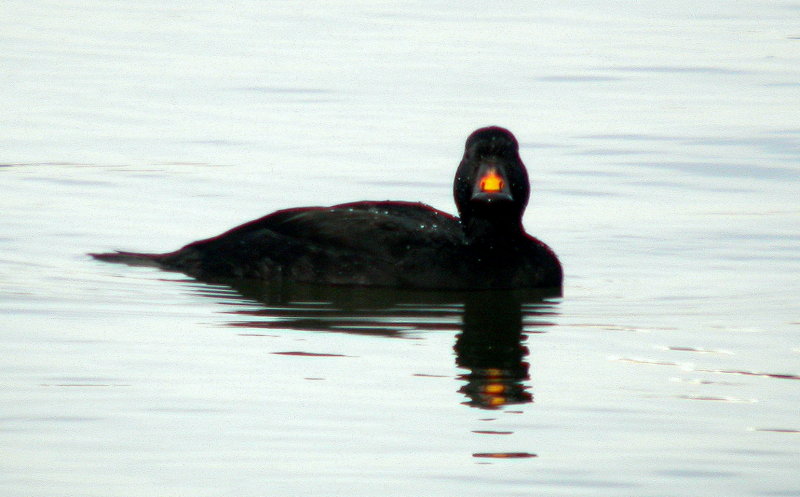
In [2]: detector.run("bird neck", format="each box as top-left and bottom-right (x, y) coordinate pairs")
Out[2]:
(462, 214), (525, 248)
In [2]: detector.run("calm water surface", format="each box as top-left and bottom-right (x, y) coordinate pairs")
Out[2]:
(2, 1), (799, 496)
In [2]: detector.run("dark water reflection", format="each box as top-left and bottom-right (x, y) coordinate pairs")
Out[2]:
(187, 279), (560, 409)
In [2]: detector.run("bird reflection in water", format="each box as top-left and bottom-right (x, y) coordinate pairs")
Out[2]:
(186, 279), (559, 409)
(455, 292), (543, 409)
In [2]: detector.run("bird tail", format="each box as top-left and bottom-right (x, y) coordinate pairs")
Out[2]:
(89, 251), (167, 267)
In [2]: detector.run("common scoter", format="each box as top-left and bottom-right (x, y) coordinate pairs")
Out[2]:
(91, 127), (562, 289)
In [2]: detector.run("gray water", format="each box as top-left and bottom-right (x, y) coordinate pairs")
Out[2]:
(2, 1), (799, 496)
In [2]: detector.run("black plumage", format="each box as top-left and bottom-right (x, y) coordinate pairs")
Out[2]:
(91, 126), (562, 289)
